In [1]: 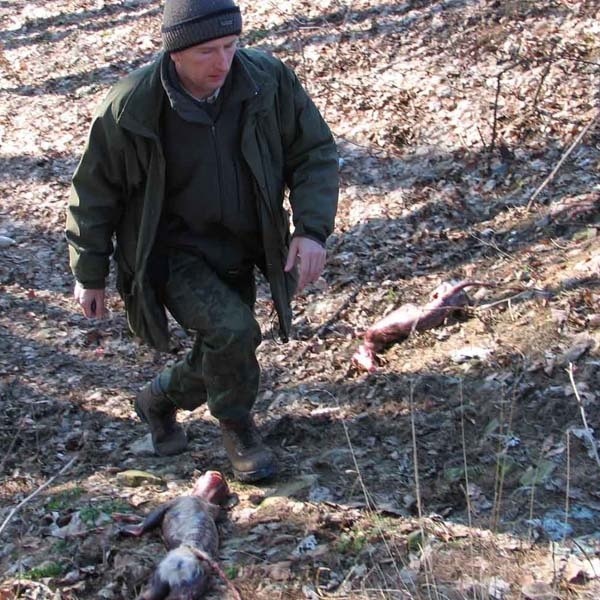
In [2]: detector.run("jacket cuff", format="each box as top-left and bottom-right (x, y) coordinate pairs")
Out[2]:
(292, 228), (327, 247)
(76, 279), (106, 290)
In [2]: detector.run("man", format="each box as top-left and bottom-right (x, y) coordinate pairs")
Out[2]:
(65, 0), (339, 483)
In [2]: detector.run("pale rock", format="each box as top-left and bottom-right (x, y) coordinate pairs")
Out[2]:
(488, 577), (511, 599)
(292, 534), (319, 557)
(266, 561), (292, 581)
(115, 469), (165, 488)
(308, 485), (334, 503)
(0, 236), (16, 248)
(129, 434), (156, 456)
(450, 345), (493, 363)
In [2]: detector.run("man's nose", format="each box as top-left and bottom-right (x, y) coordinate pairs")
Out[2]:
(215, 50), (229, 71)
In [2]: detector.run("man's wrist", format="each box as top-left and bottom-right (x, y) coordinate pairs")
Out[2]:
(76, 280), (105, 290)
(292, 231), (326, 248)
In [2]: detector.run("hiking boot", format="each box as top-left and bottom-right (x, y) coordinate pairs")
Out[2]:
(135, 383), (188, 456)
(219, 416), (277, 482)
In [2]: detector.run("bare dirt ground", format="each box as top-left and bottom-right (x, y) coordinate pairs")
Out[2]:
(1, 1), (600, 598)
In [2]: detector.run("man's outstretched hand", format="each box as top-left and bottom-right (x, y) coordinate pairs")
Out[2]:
(284, 236), (326, 293)
(74, 281), (107, 319)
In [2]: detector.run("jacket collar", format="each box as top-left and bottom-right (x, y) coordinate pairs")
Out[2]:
(115, 49), (274, 138)
(115, 55), (165, 139)
(160, 53), (258, 125)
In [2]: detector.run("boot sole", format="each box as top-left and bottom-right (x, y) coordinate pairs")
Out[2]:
(233, 462), (277, 483)
(134, 396), (188, 457)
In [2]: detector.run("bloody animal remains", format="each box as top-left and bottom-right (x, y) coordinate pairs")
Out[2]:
(352, 280), (489, 373)
(119, 470), (231, 600)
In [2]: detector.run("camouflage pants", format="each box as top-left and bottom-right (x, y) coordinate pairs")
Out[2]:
(159, 252), (261, 421)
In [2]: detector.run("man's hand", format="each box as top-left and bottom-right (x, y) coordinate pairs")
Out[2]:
(284, 236), (326, 293)
(74, 282), (107, 319)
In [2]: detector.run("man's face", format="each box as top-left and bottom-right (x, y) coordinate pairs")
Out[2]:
(170, 35), (239, 99)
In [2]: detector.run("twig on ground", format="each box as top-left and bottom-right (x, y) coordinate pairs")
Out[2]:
(311, 385), (407, 586)
(296, 286), (360, 361)
(459, 381), (473, 530)
(526, 110), (600, 210)
(476, 126), (489, 152)
(533, 42), (559, 110)
(567, 363), (600, 468)
(0, 454), (78, 537)
(492, 372), (523, 532)
(488, 60), (525, 171)
(564, 430), (571, 545)
(408, 380), (423, 522)
(469, 232), (518, 263)
(0, 415), (27, 474)
(473, 288), (551, 312)
(185, 546), (242, 600)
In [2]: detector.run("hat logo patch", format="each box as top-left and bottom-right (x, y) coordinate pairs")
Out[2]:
(219, 18), (234, 26)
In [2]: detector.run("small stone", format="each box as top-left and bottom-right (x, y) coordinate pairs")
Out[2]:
(292, 534), (319, 557)
(0, 236), (16, 248)
(488, 577), (511, 599)
(267, 561), (292, 581)
(129, 434), (156, 456)
(115, 470), (165, 487)
(308, 485), (334, 503)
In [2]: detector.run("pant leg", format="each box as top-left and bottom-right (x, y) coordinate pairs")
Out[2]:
(160, 252), (261, 421)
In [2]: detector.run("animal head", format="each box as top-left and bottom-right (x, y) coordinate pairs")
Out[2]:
(140, 546), (208, 600)
(191, 471), (229, 506)
(163, 546), (206, 600)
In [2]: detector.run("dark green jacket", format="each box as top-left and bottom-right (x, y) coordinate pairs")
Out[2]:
(66, 49), (339, 350)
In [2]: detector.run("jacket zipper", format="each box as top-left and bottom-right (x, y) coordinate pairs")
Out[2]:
(211, 124), (223, 223)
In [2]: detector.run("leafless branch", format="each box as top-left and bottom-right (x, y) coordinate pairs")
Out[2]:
(533, 41), (559, 110)
(0, 454), (78, 538)
(488, 61), (524, 170)
(526, 110), (600, 210)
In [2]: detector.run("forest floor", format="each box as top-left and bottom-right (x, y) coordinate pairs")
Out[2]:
(1, 0), (600, 598)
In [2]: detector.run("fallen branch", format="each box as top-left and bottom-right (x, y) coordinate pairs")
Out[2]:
(526, 110), (600, 210)
(0, 454), (78, 537)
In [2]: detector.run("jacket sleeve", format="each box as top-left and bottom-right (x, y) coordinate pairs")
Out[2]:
(278, 65), (339, 245)
(65, 100), (127, 289)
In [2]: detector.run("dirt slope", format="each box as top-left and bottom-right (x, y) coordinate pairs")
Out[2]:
(1, 1), (599, 598)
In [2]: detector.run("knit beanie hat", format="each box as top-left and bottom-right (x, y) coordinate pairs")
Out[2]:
(162, 0), (243, 52)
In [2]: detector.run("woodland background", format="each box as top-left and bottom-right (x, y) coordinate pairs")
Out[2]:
(1, 0), (600, 598)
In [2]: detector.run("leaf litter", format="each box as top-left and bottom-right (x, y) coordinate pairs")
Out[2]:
(1, 0), (600, 598)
